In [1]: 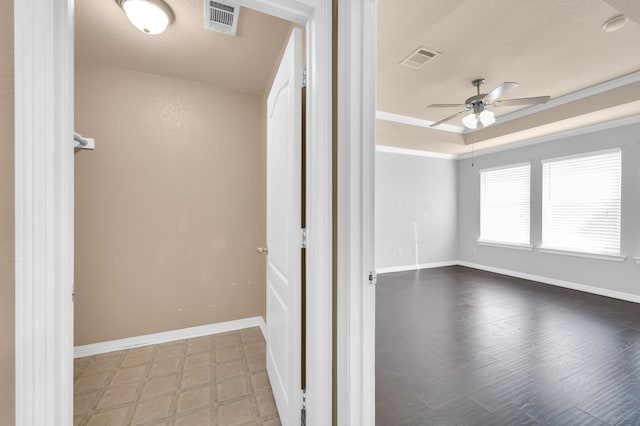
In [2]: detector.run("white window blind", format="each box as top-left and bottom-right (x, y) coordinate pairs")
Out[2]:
(542, 148), (621, 256)
(480, 163), (531, 246)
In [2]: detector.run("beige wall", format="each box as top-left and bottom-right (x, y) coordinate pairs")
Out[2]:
(0, 0), (15, 423)
(75, 61), (267, 345)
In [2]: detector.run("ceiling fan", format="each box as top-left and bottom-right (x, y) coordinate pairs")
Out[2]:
(428, 78), (551, 130)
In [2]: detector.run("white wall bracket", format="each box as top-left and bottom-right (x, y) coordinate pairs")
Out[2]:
(74, 132), (95, 150)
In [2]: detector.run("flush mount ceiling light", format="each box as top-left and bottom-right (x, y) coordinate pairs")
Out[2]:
(116, 0), (175, 35)
(602, 15), (628, 32)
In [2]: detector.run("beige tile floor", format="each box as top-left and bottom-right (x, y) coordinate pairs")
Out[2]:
(73, 327), (281, 426)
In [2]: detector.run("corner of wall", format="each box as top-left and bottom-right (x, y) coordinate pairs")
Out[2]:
(454, 156), (461, 261)
(454, 124), (640, 297)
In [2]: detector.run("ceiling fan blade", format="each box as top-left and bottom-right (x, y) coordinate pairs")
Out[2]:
(493, 96), (551, 107)
(483, 82), (519, 104)
(427, 103), (468, 108)
(430, 110), (467, 128)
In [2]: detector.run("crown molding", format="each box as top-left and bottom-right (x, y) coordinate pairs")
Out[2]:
(457, 114), (640, 159)
(376, 144), (458, 159)
(375, 113), (640, 161)
(491, 70), (640, 127)
(376, 110), (465, 133)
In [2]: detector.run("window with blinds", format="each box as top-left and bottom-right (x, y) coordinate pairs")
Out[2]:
(480, 163), (531, 246)
(541, 148), (621, 256)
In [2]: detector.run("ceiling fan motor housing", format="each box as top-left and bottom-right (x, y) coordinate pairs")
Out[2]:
(465, 96), (487, 113)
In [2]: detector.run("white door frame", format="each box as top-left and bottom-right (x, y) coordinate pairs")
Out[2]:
(336, 0), (377, 424)
(14, 0), (332, 424)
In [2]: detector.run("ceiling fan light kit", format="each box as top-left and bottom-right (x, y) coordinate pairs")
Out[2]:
(462, 113), (478, 129)
(479, 109), (496, 126)
(428, 78), (551, 130)
(461, 109), (494, 130)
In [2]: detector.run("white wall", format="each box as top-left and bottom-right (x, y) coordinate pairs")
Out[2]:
(457, 123), (640, 297)
(375, 150), (457, 270)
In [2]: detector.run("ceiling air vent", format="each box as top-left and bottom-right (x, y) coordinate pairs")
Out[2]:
(205, 0), (240, 35)
(400, 47), (440, 70)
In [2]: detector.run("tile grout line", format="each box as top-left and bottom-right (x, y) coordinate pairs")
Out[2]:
(74, 327), (277, 425)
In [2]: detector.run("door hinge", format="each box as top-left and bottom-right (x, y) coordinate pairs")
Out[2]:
(302, 68), (307, 88)
(368, 271), (377, 285)
(72, 285), (75, 303)
(300, 389), (307, 425)
(301, 228), (307, 248)
(300, 389), (307, 426)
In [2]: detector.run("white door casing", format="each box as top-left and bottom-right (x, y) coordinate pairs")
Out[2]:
(265, 28), (303, 426)
(14, 0), (75, 424)
(15, 0), (333, 424)
(337, 0), (377, 424)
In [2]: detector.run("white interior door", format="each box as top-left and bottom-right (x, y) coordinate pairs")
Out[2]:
(266, 28), (303, 426)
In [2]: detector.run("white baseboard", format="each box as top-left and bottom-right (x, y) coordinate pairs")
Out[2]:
(258, 316), (266, 340)
(74, 316), (266, 358)
(457, 261), (640, 304)
(376, 260), (457, 274)
(378, 259), (640, 304)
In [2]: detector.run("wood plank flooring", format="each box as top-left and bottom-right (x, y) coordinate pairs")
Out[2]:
(376, 266), (640, 426)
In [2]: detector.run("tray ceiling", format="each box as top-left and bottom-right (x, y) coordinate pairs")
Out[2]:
(377, 0), (640, 154)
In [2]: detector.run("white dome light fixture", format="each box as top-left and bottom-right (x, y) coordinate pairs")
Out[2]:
(117, 0), (174, 35)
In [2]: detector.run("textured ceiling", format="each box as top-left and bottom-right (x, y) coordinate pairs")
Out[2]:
(76, 0), (293, 95)
(377, 0), (640, 153)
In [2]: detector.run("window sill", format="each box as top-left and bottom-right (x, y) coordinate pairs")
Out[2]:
(538, 247), (625, 262)
(477, 240), (533, 251)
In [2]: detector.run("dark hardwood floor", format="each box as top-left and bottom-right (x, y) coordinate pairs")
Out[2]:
(376, 266), (640, 426)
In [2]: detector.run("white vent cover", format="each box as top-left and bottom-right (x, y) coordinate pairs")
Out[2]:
(400, 47), (440, 69)
(205, 0), (240, 35)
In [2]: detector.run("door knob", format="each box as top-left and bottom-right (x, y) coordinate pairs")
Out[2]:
(257, 247), (269, 255)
